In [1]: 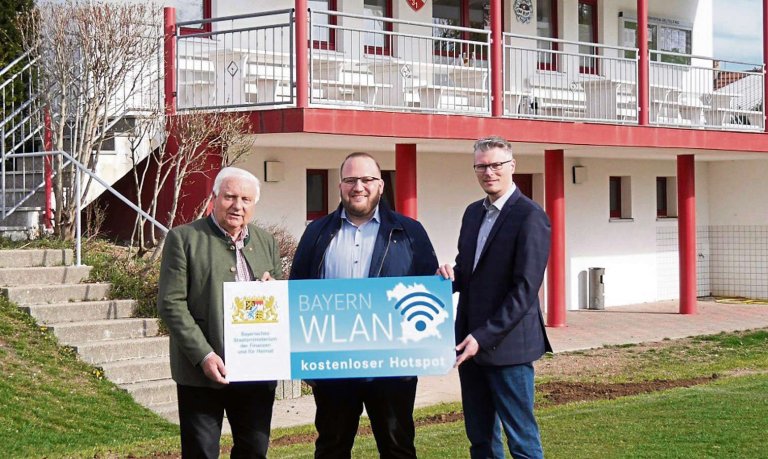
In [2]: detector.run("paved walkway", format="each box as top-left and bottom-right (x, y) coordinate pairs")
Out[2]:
(271, 299), (768, 428)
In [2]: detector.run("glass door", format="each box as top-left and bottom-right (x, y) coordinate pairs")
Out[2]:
(578, 0), (598, 74)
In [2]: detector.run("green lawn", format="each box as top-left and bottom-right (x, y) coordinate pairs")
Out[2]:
(2, 267), (768, 458)
(267, 375), (768, 458)
(0, 297), (178, 458)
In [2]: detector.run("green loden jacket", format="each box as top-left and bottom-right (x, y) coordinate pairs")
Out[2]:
(157, 217), (282, 388)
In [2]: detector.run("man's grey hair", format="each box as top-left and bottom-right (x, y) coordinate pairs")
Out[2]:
(473, 136), (514, 160)
(212, 167), (261, 203)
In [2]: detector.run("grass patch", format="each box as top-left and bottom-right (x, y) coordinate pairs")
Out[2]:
(539, 375), (768, 458)
(82, 240), (161, 319)
(0, 235), (70, 250)
(0, 296), (178, 458)
(265, 375), (768, 458)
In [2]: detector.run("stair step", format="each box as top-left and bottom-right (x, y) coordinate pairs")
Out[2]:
(22, 299), (136, 324)
(150, 401), (180, 422)
(0, 265), (91, 286)
(75, 336), (169, 364)
(2, 171), (46, 188)
(100, 356), (171, 384)
(0, 208), (42, 228)
(1, 282), (111, 305)
(48, 317), (160, 343)
(121, 378), (177, 406)
(2, 190), (45, 207)
(0, 249), (72, 268)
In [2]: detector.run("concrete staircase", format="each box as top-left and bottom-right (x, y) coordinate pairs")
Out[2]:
(1, 247), (302, 431)
(0, 248), (177, 422)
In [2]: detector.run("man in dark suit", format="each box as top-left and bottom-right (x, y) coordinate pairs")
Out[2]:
(438, 136), (552, 459)
(158, 167), (282, 458)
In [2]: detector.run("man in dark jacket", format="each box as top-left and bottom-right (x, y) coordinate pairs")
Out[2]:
(290, 152), (438, 459)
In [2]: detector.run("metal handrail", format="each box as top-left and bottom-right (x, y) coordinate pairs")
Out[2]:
(0, 49), (37, 79)
(505, 32), (638, 54)
(176, 8), (295, 28)
(316, 8), (491, 36)
(651, 50), (764, 70)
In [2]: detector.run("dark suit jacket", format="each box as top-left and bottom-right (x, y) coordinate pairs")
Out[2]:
(453, 188), (553, 366)
(157, 217), (282, 388)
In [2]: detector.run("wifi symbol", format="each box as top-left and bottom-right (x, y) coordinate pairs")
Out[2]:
(394, 291), (446, 332)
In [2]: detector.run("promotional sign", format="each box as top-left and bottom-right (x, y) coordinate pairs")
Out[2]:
(223, 276), (455, 382)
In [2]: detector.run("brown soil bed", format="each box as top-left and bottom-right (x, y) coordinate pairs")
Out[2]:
(268, 375), (717, 448)
(538, 376), (716, 406)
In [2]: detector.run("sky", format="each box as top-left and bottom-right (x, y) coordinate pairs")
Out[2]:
(712, 0), (762, 66)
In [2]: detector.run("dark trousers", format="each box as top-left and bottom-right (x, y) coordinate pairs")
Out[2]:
(177, 382), (276, 459)
(312, 377), (418, 459)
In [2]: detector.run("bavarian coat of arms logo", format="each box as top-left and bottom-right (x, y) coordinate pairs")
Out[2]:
(232, 296), (279, 324)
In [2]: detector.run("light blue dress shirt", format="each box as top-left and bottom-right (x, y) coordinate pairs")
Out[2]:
(323, 207), (381, 279)
(473, 183), (517, 270)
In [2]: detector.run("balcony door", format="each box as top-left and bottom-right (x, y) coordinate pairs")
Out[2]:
(536, 0), (559, 70)
(432, 0), (491, 61)
(364, 0), (393, 55)
(578, 0), (598, 74)
(310, 0), (337, 50)
(172, 0), (212, 34)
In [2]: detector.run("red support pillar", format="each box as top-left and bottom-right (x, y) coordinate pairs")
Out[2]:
(395, 144), (417, 219)
(637, 0), (649, 125)
(43, 108), (52, 230)
(163, 7), (177, 116)
(162, 7), (179, 229)
(677, 154), (697, 314)
(295, 0), (309, 108)
(763, 0), (768, 132)
(545, 150), (566, 327)
(490, 0), (503, 117)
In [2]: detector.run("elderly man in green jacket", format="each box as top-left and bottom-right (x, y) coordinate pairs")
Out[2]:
(158, 167), (282, 459)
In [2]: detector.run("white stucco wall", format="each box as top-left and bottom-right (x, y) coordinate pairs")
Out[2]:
(707, 159), (768, 226)
(236, 145), (546, 265)
(238, 142), (724, 309)
(563, 156), (693, 309)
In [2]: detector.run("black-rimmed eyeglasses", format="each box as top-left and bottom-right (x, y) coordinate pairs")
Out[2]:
(473, 160), (512, 173)
(340, 176), (382, 186)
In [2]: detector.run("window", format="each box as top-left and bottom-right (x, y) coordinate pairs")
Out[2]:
(536, 0), (558, 70)
(609, 176), (632, 220)
(310, 0), (337, 50)
(432, 0), (491, 59)
(656, 176), (678, 218)
(381, 170), (397, 210)
(364, 0), (393, 55)
(174, 0), (212, 35)
(578, 0), (598, 74)
(306, 170), (328, 221)
(515, 173), (533, 198)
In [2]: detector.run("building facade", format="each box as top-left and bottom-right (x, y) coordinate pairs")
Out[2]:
(135, 0), (768, 322)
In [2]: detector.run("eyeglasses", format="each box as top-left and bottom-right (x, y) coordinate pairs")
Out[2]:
(473, 160), (512, 173)
(340, 176), (382, 186)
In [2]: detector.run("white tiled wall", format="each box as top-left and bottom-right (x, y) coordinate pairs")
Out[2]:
(655, 226), (711, 299)
(658, 225), (768, 300)
(708, 225), (768, 299)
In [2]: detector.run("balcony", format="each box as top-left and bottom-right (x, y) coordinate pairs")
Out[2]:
(173, 9), (765, 133)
